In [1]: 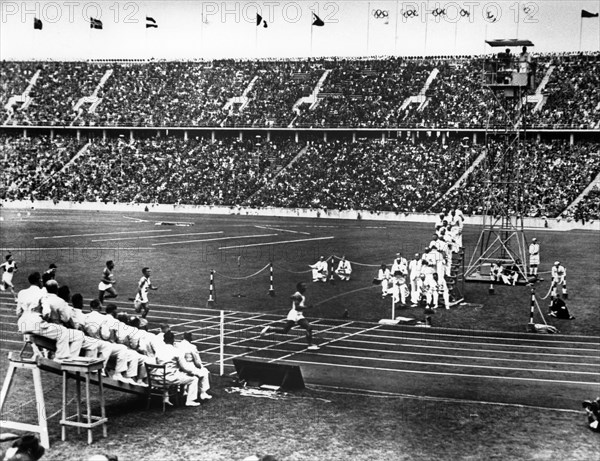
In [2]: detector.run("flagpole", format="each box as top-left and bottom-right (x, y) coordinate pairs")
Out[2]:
(366, 2), (371, 55)
(423, 0), (429, 57)
(516, 0), (520, 39)
(484, 21), (488, 54)
(454, 21), (458, 54)
(255, 21), (258, 55)
(394, 0), (399, 55)
(310, 21), (313, 57)
(579, 17), (583, 51)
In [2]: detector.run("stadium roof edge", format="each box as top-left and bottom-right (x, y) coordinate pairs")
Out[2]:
(486, 39), (535, 47)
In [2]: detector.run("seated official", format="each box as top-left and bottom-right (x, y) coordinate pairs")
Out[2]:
(310, 256), (328, 283)
(17, 273), (84, 361)
(176, 332), (212, 400)
(335, 256), (352, 281)
(153, 331), (201, 407)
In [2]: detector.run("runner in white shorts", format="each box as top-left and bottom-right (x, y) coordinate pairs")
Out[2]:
(260, 282), (319, 350)
(134, 267), (158, 319)
(98, 260), (117, 305)
(0, 254), (17, 301)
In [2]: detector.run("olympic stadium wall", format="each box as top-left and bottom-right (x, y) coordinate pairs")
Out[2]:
(2, 200), (598, 232)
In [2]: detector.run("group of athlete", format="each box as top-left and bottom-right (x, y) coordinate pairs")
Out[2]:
(97, 260), (158, 319)
(1, 254), (159, 320)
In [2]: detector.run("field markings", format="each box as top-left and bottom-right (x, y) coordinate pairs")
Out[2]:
(152, 233), (278, 247)
(273, 358), (600, 386)
(1, 293), (599, 353)
(122, 216), (151, 222)
(317, 343), (600, 369)
(0, 219), (127, 223)
(0, 247), (155, 251)
(34, 230), (172, 240)
(215, 341), (600, 379)
(271, 323), (381, 363)
(91, 231), (223, 242)
(1, 297), (598, 384)
(254, 225), (310, 235)
(219, 236), (335, 250)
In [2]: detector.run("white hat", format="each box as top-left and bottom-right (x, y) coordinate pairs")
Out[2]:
(554, 261), (560, 265)
(532, 238), (537, 242)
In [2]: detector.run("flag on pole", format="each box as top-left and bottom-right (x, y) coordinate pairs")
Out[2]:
(581, 9), (599, 18)
(146, 16), (158, 28)
(90, 17), (103, 29)
(33, 17), (43, 30)
(256, 13), (267, 28)
(312, 13), (325, 27)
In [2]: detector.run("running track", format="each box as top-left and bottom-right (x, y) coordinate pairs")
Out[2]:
(1, 294), (598, 411)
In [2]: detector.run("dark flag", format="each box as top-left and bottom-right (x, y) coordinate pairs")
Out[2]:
(581, 9), (599, 18)
(33, 17), (43, 30)
(312, 13), (325, 27)
(256, 13), (267, 28)
(146, 16), (158, 28)
(90, 17), (103, 29)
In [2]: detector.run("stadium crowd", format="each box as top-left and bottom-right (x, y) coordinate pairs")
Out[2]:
(2, 133), (598, 219)
(1, 53), (598, 128)
(436, 139), (600, 218)
(248, 137), (479, 211)
(0, 134), (83, 201)
(527, 54), (600, 129)
(223, 62), (324, 127)
(293, 58), (435, 128)
(33, 136), (300, 205)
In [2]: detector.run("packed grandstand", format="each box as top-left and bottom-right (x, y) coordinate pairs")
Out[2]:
(1, 52), (599, 221)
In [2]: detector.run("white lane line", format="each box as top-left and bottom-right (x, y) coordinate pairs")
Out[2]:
(122, 216), (150, 222)
(0, 247), (155, 251)
(91, 231), (223, 242)
(254, 225), (310, 235)
(219, 236), (335, 250)
(339, 337), (600, 361)
(35, 230), (172, 240)
(152, 233), (278, 247)
(272, 323), (380, 362)
(322, 343), (600, 368)
(280, 358), (600, 386)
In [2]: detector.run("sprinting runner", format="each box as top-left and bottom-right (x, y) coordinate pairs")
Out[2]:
(133, 267), (158, 319)
(260, 282), (320, 350)
(98, 260), (117, 306)
(0, 254), (18, 301)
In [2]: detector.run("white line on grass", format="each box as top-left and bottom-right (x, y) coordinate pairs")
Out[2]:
(254, 225), (310, 235)
(122, 216), (151, 222)
(91, 231), (223, 242)
(152, 233), (278, 246)
(0, 247), (155, 251)
(219, 235), (335, 250)
(35, 230), (172, 240)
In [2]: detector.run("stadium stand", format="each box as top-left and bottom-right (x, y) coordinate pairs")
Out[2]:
(2, 133), (597, 219)
(1, 53), (598, 128)
(0, 134), (84, 200)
